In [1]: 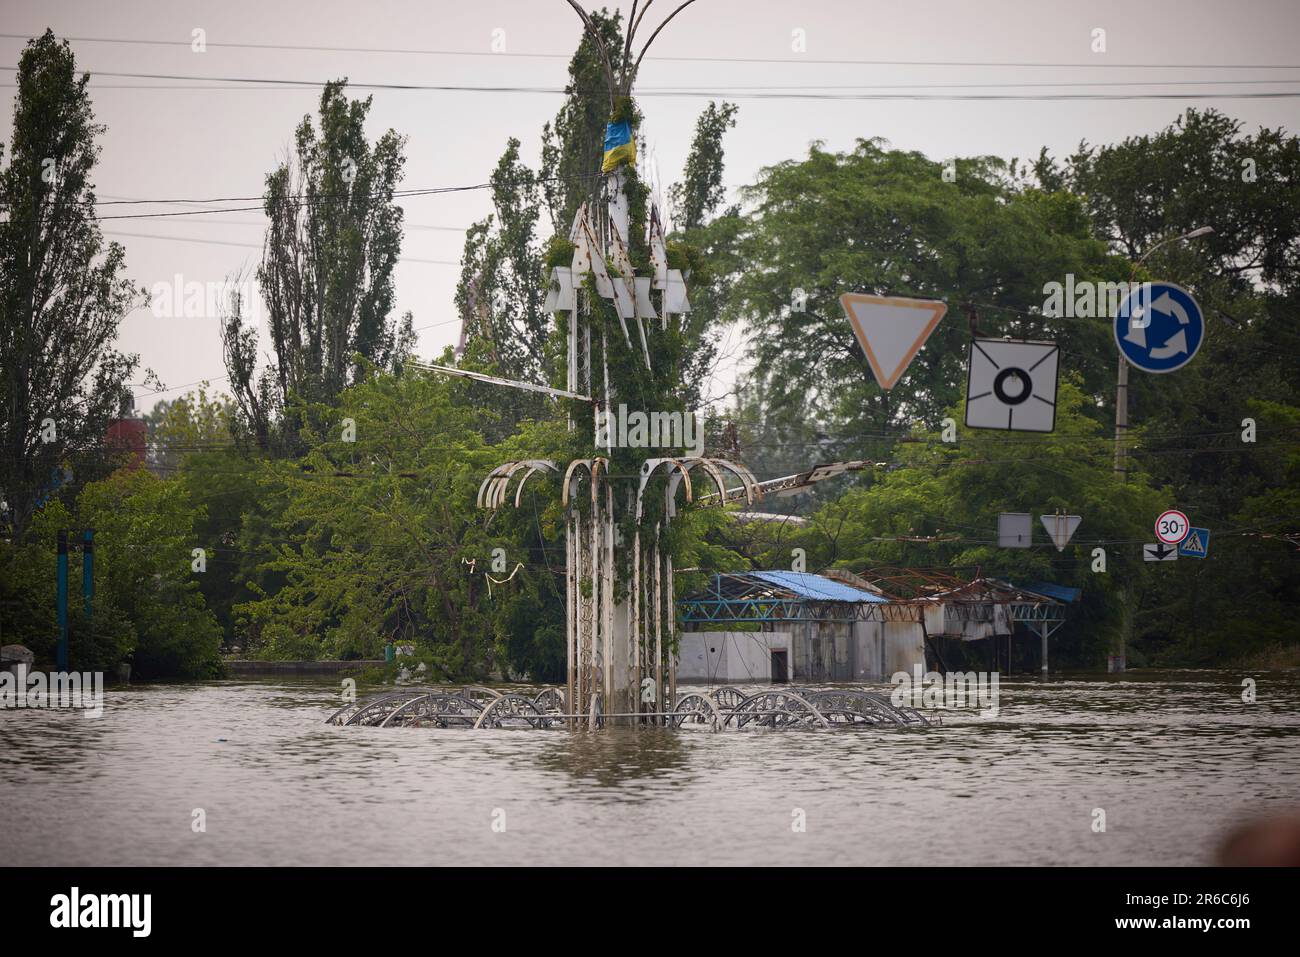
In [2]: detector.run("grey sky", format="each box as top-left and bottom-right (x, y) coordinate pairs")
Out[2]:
(4, 0), (1298, 412)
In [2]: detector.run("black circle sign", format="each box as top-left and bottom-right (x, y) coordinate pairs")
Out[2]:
(993, 367), (1032, 406)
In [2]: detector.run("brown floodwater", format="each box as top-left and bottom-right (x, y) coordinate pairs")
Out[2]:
(2, 670), (1297, 866)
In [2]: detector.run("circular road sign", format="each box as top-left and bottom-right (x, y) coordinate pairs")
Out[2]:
(1155, 509), (1190, 545)
(1114, 282), (1204, 374)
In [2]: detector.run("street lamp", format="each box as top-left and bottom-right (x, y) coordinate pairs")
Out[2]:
(1113, 226), (1215, 475)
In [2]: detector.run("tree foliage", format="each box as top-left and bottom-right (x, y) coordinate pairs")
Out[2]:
(222, 80), (415, 454)
(669, 101), (739, 231)
(723, 138), (1117, 474)
(0, 30), (141, 539)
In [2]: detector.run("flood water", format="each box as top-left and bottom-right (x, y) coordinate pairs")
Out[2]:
(2, 670), (1297, 866)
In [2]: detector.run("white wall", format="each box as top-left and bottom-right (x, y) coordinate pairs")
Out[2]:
(676, 631), (790, 684)
(679, 620), (926, 684)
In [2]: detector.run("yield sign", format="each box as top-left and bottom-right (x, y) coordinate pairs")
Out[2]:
(1040, 513), (1081, 551)
(839, 294), (947, 390)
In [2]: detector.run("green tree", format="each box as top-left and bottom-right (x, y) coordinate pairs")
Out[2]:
(222, 80), (414, 454)
(0, 30), (141, 539)
(16, 468), (223, 676)
(455, 139), (550, 393)
(144, 385), (234, 473)
(669, 101), (739, 231)
(1042, 109), (1300, 665)
(231, 368), (563, 677)
(73, 469), (223, 677)
(540, 8), (626, 232)
(723, 138), (1117, 478)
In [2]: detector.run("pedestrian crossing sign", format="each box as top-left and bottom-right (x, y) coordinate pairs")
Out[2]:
(1178, 527), (1210, 559)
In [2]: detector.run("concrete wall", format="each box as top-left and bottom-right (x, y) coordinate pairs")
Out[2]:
(795, 619), (927, 682)
(882, 621), (927, 676)
(676, 631), (789, 684)
(678, 618), (928, 684)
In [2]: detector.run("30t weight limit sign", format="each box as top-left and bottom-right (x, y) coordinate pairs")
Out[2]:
(1155, 509), (1190, 545)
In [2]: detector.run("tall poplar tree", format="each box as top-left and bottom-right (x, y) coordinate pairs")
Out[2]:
(0, 30), (140, 540)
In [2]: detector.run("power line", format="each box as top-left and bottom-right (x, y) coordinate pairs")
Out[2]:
(104, 228), (459, 264)
(5, 33), (1300, 70)
(12, 78), (1300, 93)
(97, 195), (469, 232)
(0, 172), (596, 211)
(7, 66), (1300, 101)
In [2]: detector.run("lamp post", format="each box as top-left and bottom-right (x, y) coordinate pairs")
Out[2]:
(1113, 226), (1214, 476)
(1110, 226), (1213, 675)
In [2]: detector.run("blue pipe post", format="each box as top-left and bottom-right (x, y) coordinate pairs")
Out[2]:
(56, 530), (68, 671)
(82, 528), (94, 619)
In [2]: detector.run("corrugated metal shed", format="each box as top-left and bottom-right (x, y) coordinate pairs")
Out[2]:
(745, 570), (891, 604)
(1013, 580), (1083, 603)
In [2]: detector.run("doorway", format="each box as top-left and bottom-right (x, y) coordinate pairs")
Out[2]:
(770, 649), (789, 683)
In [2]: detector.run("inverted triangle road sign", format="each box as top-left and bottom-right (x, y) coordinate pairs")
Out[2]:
(1040, 513), (1081, 551)
(839, 293), (947, 390)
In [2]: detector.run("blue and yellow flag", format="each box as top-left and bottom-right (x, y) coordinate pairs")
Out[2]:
(601, 120), (636, 173)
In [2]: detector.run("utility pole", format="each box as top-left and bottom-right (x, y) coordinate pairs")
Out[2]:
(1111, 226), (1212, 674)
(1113, 226), (1214, 477)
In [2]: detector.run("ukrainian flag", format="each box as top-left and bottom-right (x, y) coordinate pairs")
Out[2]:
(601, 120), (636, 173)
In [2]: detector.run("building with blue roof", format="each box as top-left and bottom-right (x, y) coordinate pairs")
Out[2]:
(677, 570), (924, 683)
(677, 569), (1077, 683)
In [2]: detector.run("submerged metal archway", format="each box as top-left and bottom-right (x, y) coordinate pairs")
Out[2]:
(329, 686), (929, 731)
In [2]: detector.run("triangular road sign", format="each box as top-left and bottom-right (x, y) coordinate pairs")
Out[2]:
(1040, 514), (1081, 551)
(839, 293), (947, 390)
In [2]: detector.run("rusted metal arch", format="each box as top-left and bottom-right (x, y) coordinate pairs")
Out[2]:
(709, 458), (762, 508)
(485, 462), (533, 510)
(476, 460), (517, 510)
(665, 457), (758, 521)
(670, 692), (725, 731)
(707, 686), (747, 710)
(635, 457), (693, 522)
(801, 690), (928, 727)
(341, 691), (429, 726)
(326, 700), (367, 726)
(511, 460), (560, 509)
(561, 456), (609, 508)
(379, 693), (484, 728)
(477, 459), (559, 511)
(723, 690), (831, 730)
(589, 457), (609, 506)
(458, 685), (504, 704)
(473, 693), (555, 729)
(666, 457), (726, 519)
(636, 457), (760, 523)
(533, 687), (566, 712)
(854, 689), (929, 726)
(561, 458), (593, 507)
(477, 462), (516, 509)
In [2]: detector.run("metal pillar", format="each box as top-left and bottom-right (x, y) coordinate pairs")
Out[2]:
(82, 528), (94, 618)
(56, 530), (68, 671)
(1113, 353), (1130, 476)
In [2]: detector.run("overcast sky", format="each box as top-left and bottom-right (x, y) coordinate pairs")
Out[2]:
(4, 0), (1298, 412)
